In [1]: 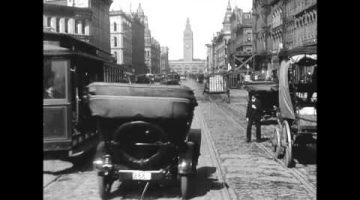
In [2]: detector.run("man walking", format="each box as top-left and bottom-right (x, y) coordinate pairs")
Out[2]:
(246, 93), (263, 143)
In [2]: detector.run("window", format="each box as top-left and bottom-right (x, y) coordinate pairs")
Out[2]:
(82, 20), (86, 34)
(47, 17), (51, 27)
(65, 19), (68, 33)
(43, 59), (67, 99)
(56, 18), (60, 32)
(75, 20), (78, 34)
(114, 36), (117, 47)
(114, 22), (117, 31)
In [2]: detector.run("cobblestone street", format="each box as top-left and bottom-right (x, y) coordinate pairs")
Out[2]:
(44, 79), (316, 200)
(184, 79), (316, 200)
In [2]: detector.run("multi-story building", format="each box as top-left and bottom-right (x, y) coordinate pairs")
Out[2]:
(252, 0), (272, 72)
(205, 44), (213, 73)
(169, 18), (205, 75)
(160, 47), (170, 74)
(151, 38), (161, 74)
(43, 0), (113, 53)
(282, 0), (317, 49)
(227, 7), (253, 69)
(142, 12), (161, 74)
(253, 0), (317, 75)
(144, 16), (152, 73)
(131, 5), (146, 75)
(109, 9), (133, 68)
(211, 1), (232, 72)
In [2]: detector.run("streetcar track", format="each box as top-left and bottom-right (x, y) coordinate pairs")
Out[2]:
(44, 174), (63, 189)
(198, 107), (235, 200)
(207, 95), (316, 198)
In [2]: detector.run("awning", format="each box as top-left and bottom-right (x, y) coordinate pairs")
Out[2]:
(290, 54), (317, 66)
(43, 43), (69, 52)
(278, 44), (317, 57)
(279, 60), (295, 120)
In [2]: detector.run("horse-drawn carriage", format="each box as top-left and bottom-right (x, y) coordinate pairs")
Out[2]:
(87, 82), (201, 199)
(203, 72), (230, 103)
(272, 47), (317, 168)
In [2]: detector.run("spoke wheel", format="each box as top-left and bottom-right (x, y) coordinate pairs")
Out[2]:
(282, 121), (295, 168)
(273, 126), (282, 159)
(98, 175), (113, 200)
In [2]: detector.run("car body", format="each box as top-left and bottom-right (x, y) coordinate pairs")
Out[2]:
(88, 82), (201, 199)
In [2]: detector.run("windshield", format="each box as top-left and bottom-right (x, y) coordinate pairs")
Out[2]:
(44, 59), (67, 99)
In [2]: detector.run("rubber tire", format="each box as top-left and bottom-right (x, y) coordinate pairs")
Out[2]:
(112, 121), (168, 169)
(98, 175), (112, 200)
(282, 120), (295, 168)
(180, 175), (190, 199)
(187, 130), (201, 171)
(273, 127), (282, 159)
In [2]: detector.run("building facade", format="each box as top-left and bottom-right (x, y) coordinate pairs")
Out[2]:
(144, 16), (152, 73)
(43, 0), (113, 53)
(210, 1), (232, 72)
(151, 38), (161, 74)
(169, 18), (205, 75)
(109, 10), (132, 67)
(227, 7), (253, 69)
(252, 0), (272, 72)
(160, 47), (170, 74)
(205, 44), (213, 73)
(130, 6), (146, 75)
(252, 0), (317, 75)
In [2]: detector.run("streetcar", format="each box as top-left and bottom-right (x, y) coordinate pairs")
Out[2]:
(88, 82), (201, 199)
(272, 45), (317, 168)
(43, 31), (125, 158)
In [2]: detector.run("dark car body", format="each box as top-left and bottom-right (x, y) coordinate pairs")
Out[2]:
(88, 82), (201, 199)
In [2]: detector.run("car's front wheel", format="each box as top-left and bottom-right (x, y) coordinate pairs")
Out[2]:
(98, 175), (113, 200)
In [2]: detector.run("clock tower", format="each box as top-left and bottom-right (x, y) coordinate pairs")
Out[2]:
(184, 18), (193, 61)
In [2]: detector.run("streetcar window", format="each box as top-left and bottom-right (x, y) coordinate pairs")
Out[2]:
(44, 59), (67, 99)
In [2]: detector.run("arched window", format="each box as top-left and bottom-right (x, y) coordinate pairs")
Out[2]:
(114, 36), (117, 47)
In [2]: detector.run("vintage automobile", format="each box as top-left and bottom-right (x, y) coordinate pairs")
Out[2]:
(272, 47), (317, 168)
(160, 72), (180, 85)
(87, 82), (201, 199)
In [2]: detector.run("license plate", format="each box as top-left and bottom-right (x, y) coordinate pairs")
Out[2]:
(132, 171), (151, 180)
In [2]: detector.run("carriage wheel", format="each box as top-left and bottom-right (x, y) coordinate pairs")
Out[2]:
(273, 126), (282, 159)
(98, 175), (113, 200)
(282, 120), (295, 168)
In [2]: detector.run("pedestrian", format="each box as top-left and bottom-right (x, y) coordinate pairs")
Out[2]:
(246, 93), (263, 143)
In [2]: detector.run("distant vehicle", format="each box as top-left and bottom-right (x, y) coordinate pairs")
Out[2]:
(180, 75), (186, 80)
(196, 74), (204, 83)
(154, 74), (164, 82)
(161, 72), (180, 85)
(135, 74), (155, 84)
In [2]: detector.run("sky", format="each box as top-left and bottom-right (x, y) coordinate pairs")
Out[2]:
(110, 0), (252, 60)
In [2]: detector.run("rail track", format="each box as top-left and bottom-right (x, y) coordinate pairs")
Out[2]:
(207, 94), (316, 198)
(198, 110), (236, 200)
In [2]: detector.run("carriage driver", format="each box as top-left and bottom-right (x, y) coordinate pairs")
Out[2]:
(246, 93), (263, 143)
